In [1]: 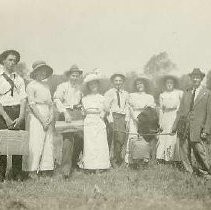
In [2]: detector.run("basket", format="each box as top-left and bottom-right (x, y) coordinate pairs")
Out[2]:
(129, 136), (150, 160)
(0, 129), (29, 155)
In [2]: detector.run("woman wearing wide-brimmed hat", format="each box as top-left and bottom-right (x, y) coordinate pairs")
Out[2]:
(125, 75), (156, 165)
(23, 61), (54, 178)
(156, 74), (183, 163)
(78, 72), (110, 171)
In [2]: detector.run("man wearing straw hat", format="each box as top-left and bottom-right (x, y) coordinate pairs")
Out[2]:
(54, 65), (83, 178)
(104, 73), (129, 167)
(0, 50), (27, 181)
(172, 68), (211, 175)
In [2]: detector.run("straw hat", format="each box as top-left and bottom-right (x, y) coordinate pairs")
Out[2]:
(158, 74), (179, 89)
(65, 65), (83, 77)
(0, 50), (20, 65)
(30, 61), (53, 80)
(110, 72), (126, 82)
(83, 72), (101, 84)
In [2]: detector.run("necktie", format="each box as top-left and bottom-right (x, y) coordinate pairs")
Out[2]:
(116, 90), (121, 108)
(190, 88), (196, 111)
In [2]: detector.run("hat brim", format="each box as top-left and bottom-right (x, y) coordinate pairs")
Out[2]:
(30, 65), (53, 80)
(65, 70), (83, 77)
(158, 75), (179, 89)
(189, 72), (205, 78)
(0, 50), (20, 65)
(110, 73), (126, 81)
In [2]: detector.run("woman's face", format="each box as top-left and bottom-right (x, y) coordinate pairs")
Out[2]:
(136, 81), (145, 92)
(88, 80), (99, 93)
(36, 71), (47, 81)
(165, 79), (174, 91)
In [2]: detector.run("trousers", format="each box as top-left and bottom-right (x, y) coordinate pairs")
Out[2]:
(110, 113), (127, 166)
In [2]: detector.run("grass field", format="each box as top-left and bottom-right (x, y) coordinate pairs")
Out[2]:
(0, 164), (211, 210)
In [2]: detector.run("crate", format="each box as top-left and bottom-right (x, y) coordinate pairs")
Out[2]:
(0, 130), (29, 155)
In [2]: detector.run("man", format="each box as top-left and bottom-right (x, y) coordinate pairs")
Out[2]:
(54, 65), (83, 178)
(0, 50), (27, 181)
(172, 68), (211, 175)
(104, 73), (129, 167)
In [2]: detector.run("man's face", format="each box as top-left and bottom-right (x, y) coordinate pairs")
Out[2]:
(3, 54), (17, 72)
(113, 76), (124, 90)
(166, 79), (174, 91)
(191, 74), (203, 88)
(69, 72), (80, 83)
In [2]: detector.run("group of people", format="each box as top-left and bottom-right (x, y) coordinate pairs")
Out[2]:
(0, 49), (211, 182)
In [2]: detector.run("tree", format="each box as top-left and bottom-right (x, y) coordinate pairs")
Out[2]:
(144, 52), (177, 77)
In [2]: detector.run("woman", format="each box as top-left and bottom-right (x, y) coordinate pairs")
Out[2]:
(78, 73), (110, 171)
(23, 61), (54, 178)
(156, 75), (183, 163)
(125, 76), (156, 165)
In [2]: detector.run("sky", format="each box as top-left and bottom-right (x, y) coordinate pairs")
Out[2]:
(0, 0), (211, 76)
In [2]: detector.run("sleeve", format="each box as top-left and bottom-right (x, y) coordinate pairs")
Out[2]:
(104, 90), (114, 123)
(159, 94), (164, 124)
(149, 95), (156, 108)
(172, 91), (186, 131)
(18, 78), (27, 100)
(125, 93), (130, 122)
(204, 92), (211, 134)
(26, 83), (36, 106)
(53, 84), (67, 113)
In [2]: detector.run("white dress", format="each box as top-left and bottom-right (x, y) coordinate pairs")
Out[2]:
(79, 94), (110, 169)
(125, 92), (155, 163)
(156, 89), (183, 161)
(23, 81), (54, 172)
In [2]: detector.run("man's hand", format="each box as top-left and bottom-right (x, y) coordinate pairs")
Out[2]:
(5, 116), (14, 129)
(64, 111), (72, 123)
(201, 132), (208, 141)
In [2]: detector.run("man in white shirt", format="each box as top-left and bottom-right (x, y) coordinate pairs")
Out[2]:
(54, 65), (83, 178)
(0, 50), (27, 182)
(104, 73), (129, 167)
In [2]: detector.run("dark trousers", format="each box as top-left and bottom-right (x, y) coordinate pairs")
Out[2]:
(180, 135), (210, 174)
(58, 112), (83, 176)
(110, 113), (127, 166)
(61, 132), (83, 176)
(0, 105), (25, 180)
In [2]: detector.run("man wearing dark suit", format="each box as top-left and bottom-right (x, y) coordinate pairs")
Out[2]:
(172, 68), (211, 175)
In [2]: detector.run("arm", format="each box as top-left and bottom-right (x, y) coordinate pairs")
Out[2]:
(203, 92), (211, 135)
(0, 103), (14, 127)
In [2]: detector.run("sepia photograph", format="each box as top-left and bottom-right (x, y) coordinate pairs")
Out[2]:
(0, 0), (211, 209)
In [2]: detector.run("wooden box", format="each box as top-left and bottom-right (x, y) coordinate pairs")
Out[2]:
(0, 130), (29, 155)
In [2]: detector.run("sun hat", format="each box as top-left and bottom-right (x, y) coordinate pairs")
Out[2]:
(30, 60), (53, 80)
(0, 50), (20, 65)
(65, 65), (83, 77)
(110, 73), (126, 82)
(189, 68), (205, 79)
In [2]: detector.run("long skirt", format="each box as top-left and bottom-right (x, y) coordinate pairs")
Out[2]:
(78, 114), (110, 170)
(23, 104), (54, 172)
(156, 110), (180, 161)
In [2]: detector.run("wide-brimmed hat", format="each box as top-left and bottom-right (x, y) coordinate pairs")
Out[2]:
(158, 74), (179, 89)
(65, 65), (83, 77)
(30, 61), (53, 80)
(133, 75), (151, 93)
(110, 73), (126, 82)
(189, 68), (205, 79)
(0, 50), (20, 65)
(83, 72), (101, 85)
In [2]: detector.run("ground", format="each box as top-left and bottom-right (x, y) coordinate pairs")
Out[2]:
(0, 164), (211, 210)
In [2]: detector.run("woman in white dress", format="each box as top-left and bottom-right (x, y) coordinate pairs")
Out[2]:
(78, 73), (110, 171)
(156, 75), (183, 163)
(125, 77), (156, 165)
(23, 61), (54, 178)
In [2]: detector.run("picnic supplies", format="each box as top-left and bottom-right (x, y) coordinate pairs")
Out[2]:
(0, 129), (28, 155)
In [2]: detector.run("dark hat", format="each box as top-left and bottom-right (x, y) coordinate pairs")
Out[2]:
(189, 68), (205, 78)
(110, 73), (126, 82)
(30, 61), (53, 80)
(0, 50), (20, 65)
(65, 65), (83, 77)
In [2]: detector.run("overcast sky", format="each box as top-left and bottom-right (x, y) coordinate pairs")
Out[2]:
(0, 0), (211, 76)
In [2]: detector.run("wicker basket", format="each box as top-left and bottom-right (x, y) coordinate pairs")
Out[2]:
(0, 130), (29, 155)
(129, 136), (150, 160)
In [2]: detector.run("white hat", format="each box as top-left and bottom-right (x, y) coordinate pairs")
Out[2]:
(83, 72), (101, 84)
